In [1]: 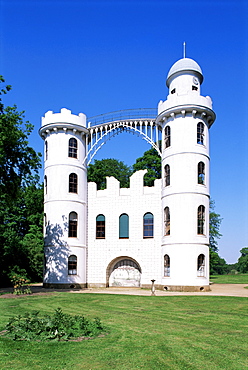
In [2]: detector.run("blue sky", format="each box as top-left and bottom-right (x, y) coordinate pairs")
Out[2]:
(1, 0), (247, 264)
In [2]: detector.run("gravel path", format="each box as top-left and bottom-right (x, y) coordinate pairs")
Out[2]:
(1, 283), (248, 298)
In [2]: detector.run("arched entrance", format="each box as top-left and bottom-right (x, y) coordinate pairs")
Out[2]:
(106, 257), (142, 287)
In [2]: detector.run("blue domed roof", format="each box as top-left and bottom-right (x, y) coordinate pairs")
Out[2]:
(166, 57), (203, 87)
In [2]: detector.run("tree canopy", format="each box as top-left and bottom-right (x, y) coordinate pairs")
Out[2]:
(237, 247), (248, 273)
(0, 76), (43, 285)
(132, 147), (161, 187)
(87, 158), (132, 190)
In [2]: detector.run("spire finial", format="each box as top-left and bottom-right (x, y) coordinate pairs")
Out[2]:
(183, 42), (186, 58)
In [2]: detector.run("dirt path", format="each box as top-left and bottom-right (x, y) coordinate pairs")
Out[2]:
(1, 283), (248, 298)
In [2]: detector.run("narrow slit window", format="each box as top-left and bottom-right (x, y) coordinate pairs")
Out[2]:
(197, 122), (204, 145)
(198, 162), (205, 184)
(164, 254), (170, 276)
(164, 126), (171, 149)
(197, 205), (205, 235)
(164, 164), (170, 187)
(197, 254), (205, 277)
(68, 138), (78, 158)
(143, 212), (154, 238)
(68, 255), (77, 275)
(96, 214), (105, 239)
(164, 207), (170, 235)
(45, 140), (48, 160)
(69, 173), (78, 193)
(69, 212), (77, 237)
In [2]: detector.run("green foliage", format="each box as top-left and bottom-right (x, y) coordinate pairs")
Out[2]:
(237, 247), (248, 273)
(209, 200), (222, 252)
(209, 249), (227, 275)
(4, 307), (105, 341)
(132, 146), (161, 186)
(9, 272), (32, 295)
(88, 158), (132, 189)
(0, 77), (43, 286)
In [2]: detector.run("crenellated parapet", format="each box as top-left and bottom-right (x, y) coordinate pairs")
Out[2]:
(39, 108), (88, 139)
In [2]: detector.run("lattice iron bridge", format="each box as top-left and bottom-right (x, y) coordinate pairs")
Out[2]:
(85, 108), (162, 164)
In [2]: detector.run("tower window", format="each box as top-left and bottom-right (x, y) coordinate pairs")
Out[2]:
(171, 88), (176, 94)
(69, 173), (78, 193)
(96, 214), (105, 239)
(197, 205), (205, 235)
(119, 213), (129, 239)
(164, 254), (170, 276)
(44, 175), (47, 194)
(68, 138), (78, 158)
(164, 126), (171, 149)
(164, 207), (170, 235)
(192, 86), (198, 91)
(68, 255), (77, 275)
(69, 212), (78, 237)
(164, 164), (170, 187)
(198, 162), (205, 184)
(143, 212), (154, 238)
(197, 122), (204, 145)
(197, 254), (205, 277)
(45, 140), (48, 160)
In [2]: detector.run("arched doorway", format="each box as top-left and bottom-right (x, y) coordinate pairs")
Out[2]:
(107, 257), (142, 287)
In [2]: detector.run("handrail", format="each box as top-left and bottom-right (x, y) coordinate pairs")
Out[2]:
(87, 108), (157, 127)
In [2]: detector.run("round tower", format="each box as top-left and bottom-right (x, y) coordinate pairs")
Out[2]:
(156, 57), (216, 291)
(39, 108), (88, 288)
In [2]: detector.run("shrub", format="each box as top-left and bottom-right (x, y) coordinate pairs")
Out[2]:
(4, 307), (106, 341)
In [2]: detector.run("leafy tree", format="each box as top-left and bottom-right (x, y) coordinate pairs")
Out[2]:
(132, 146), (161, 186)
(237, 247), (248, 273)
(0, 76), (42, 285)
(209, 249), (227, 275)
(87, 158), (132, 189)
(209, 200), (222, 252)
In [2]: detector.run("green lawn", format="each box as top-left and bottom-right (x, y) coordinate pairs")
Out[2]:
(210, 273), (248, 284)
(0, 293), (247, 369)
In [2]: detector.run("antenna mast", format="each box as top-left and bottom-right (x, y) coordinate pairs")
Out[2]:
(183, 42), (186, 58)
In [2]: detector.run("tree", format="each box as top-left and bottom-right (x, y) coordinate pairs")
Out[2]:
(0, 76), (43, 285)
(209, 200), (222, 252)
(132, 146), (161, 186)
(237, 247), (248, 273)
(87, 158), (132, 190)
(209, 249), (227, 275)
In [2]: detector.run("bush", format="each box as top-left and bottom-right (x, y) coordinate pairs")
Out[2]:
(4, 307), (106, 341)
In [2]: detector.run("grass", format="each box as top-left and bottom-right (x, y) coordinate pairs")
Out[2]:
(0, 293), (247, 369)
(210, 273), (248, 284)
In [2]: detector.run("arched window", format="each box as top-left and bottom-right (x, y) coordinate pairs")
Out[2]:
(164, 126), (171, 149)
(69, 212), (77, 237)
(164, 164), (170, 187)
(68, 138), (78, 158)
(197, 122), (204, 145)
(164, 207), (170, 235)
(69, 173), (78, 193)
(197, 254), (205, 277)
(96, 214), (105, 239)
(44, 175), (47, 194)
(197, 205), (205, 235)
(68, 255), (77, 275)
(198, 162), (205, 184)
(45, 140), (48, 160)
(119, 214), (129, 239)
(164, 254), (170, 276)
(143, 212), (154, 238)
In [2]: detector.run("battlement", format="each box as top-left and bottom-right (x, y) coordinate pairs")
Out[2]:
(41, 108), (86, 127)
(88, 170), (161, 199)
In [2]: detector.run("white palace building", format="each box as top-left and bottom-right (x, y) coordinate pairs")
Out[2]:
(39, 56), (216, 291)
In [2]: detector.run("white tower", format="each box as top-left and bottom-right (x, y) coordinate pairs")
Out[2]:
(156, 58), (215, 291)
(39, 108), (88, 288)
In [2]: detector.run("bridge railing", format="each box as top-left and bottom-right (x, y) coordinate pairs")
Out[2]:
(87, 108), (157, 127)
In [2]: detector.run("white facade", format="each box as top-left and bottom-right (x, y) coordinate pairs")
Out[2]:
(39, 57), (216, 291)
